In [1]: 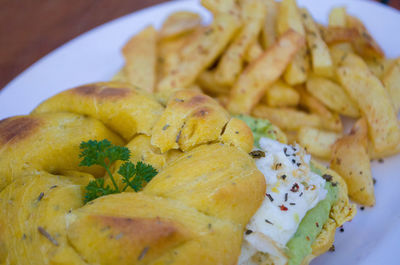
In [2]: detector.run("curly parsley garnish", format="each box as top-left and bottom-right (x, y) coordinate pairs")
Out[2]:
(79, 139), (157, 203)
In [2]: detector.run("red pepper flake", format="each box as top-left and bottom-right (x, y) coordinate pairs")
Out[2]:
(316, 222), (319, 228)
(306, 236), (310, 241)
(291, 183), (299, 192)
(279, 205), (288, 211)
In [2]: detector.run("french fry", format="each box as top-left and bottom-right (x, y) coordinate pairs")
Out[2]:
(228, 30), (305, 114)
(301, 8), (334, 78)
(328, 7), (347, 27)
(277, 0), (308, 85)
(122, 26), (157, 92)
(337, 64), (400, 154)
(329, 44), (354, 68)
(306, 75), (359, 117)
(365, 57), (395, 80)
(297, 127), (342, 160)
(158, 12), (202, 40)
(244, 41), (264, 63)
(252, 105), (321, 131)
(201, 0), (240, 15)
(197, 71), (230, 96)
(215, 0), (267, 86)
(261, 0), (279, 49)
(298, 87), (343, 132)
(320, 26), (359, 45)
(330, 118), (375, 206)
(157, 13), (241, 91)
(382, 58), (400, 113)
(262, 80), (300, 107)
(346, 15), (385, 59)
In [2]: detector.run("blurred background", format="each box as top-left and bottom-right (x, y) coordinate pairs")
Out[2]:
(0, 0), (398, 90)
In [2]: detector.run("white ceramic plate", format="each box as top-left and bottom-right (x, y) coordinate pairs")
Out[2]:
(1, 0), (399, 264)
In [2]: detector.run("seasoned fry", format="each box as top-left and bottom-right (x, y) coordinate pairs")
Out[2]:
(197, 71), (230, 96)
(262, 80), (299, 107)
(337, 65), (400, 154)
(346, 15), (385, 59)
(330, 118), (375, 206)
(158, 11), (202, 40)
(382, 58), (400, 113)
(215, 0), (267, 86)
(365, 57), (395, 80)
(297, 127), (342, 159)
(252, 105), (321, 131)
(122, 26), (157, 92)
(228, 30), (305, 114)
(301, 8), (333, 78)
(261, 0), (279, 49)
(328, 7), (347, 27)
(306, 75), (359, 117)
(277, 0), (309, 85)
(244, 41), (264, 63)
(320, 26), (359, 45)
(157, 13), (241, 91)
(201, 0), (239, 15)
(298, 87), (343, 132)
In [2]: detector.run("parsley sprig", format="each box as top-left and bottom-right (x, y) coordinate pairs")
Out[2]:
(79, 139), (157, 203)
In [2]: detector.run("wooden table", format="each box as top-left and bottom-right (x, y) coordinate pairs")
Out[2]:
(0, 0), (398, 90)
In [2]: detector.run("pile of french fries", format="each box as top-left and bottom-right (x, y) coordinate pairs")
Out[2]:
(113, 0), (400, 207)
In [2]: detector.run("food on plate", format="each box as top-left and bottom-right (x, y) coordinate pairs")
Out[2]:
(330, 119), (375, 206)
(0, 81), (355, 265)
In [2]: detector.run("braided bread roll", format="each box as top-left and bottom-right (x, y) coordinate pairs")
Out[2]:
(0, 82), (265, 265)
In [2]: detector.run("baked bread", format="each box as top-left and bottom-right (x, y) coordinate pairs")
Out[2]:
(0, 82), (265, 265)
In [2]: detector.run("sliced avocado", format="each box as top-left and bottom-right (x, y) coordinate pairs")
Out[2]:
(285, 176), (338, 265)
(235, 115), (277, 147)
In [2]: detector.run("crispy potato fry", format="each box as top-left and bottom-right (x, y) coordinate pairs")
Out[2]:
(328, 7), (347, 27)
(228, 30), (305, 114)
(215, 0), (267, 86)
(382, 58), (400, 113)
(261, 0), (279, 49)
(301, 8), (334, 78)
(157, 13), (241, 91)
(365, 57), (395, 80)
(262, 80), (300, 107)
(297, 127), (342, 159)
(197, 71), (230, 96)
(320, 26), (359, 45)
(330, 118), (375, 206)
(329, 43), (354, 68)
(346, 15), (384, 59)
(306, 75), (359, 117)
(244, 41), (264, 63)
(277, 0), (308, 85)
(283, 47), (310, 85)
(122, 26), (157, 92)
(201, 0), (239, 15)
(298, 87), (343, 132)
(158, 12), (202, 40)
(337, 65), (400, 154)
(276, 0), (305, 36)
(252, 105), (321, 131)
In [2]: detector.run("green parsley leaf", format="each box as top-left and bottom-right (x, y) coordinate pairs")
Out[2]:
(79, 139), (158, 203)
(119, 161), (158, 192)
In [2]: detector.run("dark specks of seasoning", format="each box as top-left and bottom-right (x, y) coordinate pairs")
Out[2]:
(332, 182), (337, 187)
(38, 226), (59, 246)
(275, 163), (282, 170)
(235, 131), (239, 134)
(115, 233), (124, 240)
(290, 202), (296, 206)
(290, 183), (299, 192)
(360, 206), (365, 211)
(315, 222), (319, 228)
(322, 174), (333, 182)
(162, 124), (170, 130)
(329, 245), (335, 252)
(299, 192), (303, 197)
(245, 229), (253, 235)
(296, 163), (301, 167)
(22, 233), (27, 240)
(284, 193), (288, 202)
(265, 219), (273, 225)
(292, 159), (296, 164)
(138, 246), (149, 261)
(204, 28), (214, 35)
(306, 236), (310, 241)
(187, 155), (192, 159)
(175, 130), (182, 143)
(378, 158), (384, 163)
(281, 174), (287, 180)
(266, 193), (274, 202)
(174, 98), (184, 103)
(50, 185), (58, 189)
(37, 192), (44, 201)
(208, 223), (212, 230)
(373, 178), (377, 185)
(249, 150), (265, 159)
(339, 226), (344, 232)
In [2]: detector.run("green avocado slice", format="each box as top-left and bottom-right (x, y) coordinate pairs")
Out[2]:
(235, 114), (277, 147)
